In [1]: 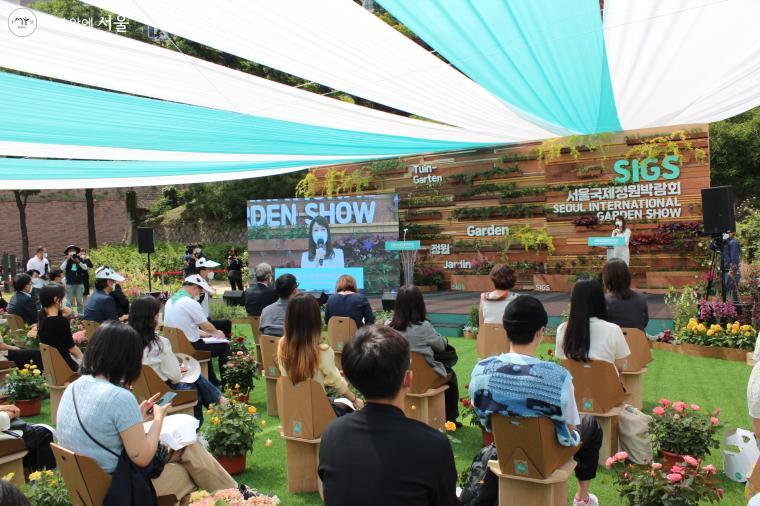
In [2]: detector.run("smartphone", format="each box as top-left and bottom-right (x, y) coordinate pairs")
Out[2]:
(155, 391), (176, 407)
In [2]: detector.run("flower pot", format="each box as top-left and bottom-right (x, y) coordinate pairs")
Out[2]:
(482, 428), (494, 446)
(217, 454), (247, 475)
(463, 330), (478, 340)
(659, 450), (701, 471)
(16, 397), (42, 417)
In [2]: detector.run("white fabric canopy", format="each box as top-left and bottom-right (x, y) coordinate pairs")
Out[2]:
(82, 0), (563, 140)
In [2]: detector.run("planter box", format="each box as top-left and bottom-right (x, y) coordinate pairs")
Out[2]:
(497, 196), (547, 205)
(533, 274), (574, 293)
(452, 245), (502, 253)
(645, 271), (699, 289)
(650, 340), (750, 362)
(417, 285), (439, 293)
(405, 211), (442, 220)
(450, 274), (492, 292)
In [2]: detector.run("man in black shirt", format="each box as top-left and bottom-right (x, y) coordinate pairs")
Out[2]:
(318, 325), (459, 506)
(242, 263), (278, 316)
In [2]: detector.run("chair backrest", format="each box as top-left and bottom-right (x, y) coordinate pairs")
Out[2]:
(409, 352), (445, 395)
(248, 316), (261, 343)
(276, 377), (336, 440)
(132, 365), (171, 403)
(562, 359), (626, 414)
(491, 414), (579, 480)
(82, 320), (100, 340)
(4, 314), (25, 332)
(327, 317), (357, 353)
(620, 327), (653, 371)
(476, 322), (510, 359)
(51, 443), (111, 506)
(39, 344), (79, 386)
(259, 335), (281, 379)
(163, 326), (195, 355)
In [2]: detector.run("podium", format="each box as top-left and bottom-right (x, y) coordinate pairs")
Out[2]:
(385, 240), (421, 285)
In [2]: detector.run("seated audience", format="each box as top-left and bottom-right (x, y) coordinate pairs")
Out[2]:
(242, 263), (278, 316)
(164, 275), (230, 386)
(195, 257), (232, 337)
(480, 264), (518, 324)
(37, 284), (82, 372)
(129, 296), (226, 424)
(82, 267), (127, 323)
(47, 269), (64, 286)
(57, 321), (251, 501)
(468, 295), (603, 506)
(319, 325), (458, 505)
(324, 275), (375, 329)
(555, 279), (631, 370)
(27, 269), (44, 308)
(0, 403), (56, 472)
(389, 285), (459, 424)
(602, 259), (649, 331)
(277, 293), (363, 411)
(8, 274), (37, 325)
(259, 274), (297, 337)
(110, 282), (130, 318)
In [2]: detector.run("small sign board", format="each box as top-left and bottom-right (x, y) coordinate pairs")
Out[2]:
(587, 236), (626, 247)
(385, 240), (421, 251)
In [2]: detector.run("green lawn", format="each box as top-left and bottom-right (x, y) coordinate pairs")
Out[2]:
(29, 325), (755, 505)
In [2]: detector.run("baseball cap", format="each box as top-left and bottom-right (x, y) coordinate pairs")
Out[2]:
(184, 274), (215, 294)
(195, 257), (220, 269)
(95, 266), (125, 282)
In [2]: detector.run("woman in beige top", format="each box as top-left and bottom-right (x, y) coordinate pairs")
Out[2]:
(277, 293), (364, 410)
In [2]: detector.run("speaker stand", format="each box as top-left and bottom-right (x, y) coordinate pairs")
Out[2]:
(147, 252), (152, 293)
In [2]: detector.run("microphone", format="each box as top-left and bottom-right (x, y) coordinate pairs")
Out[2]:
(317, 239), (325, 266)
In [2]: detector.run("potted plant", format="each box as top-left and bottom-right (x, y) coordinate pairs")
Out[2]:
(463, 305), (479, 340)
(201, 400), (263, 475)
(189, 488), (280, 505)
(649, 399), (721, 470)
(24, 469), (70, 506)
(606, 451), (722, 505)
(223, 350), (259, 402)
(6, 362), (47, 416)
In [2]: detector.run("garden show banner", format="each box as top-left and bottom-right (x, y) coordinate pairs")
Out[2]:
(246, 195), (399, 293)
(304, 125), (710, 293)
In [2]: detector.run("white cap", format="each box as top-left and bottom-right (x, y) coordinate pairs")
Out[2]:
(184, 274), (215, 294)
(195, 257), (220, 269)
(95, 266), (125, 282)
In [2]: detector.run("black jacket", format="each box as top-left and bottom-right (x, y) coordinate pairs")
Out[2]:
(8, 291), (37, 325)
(242, 283), (278, 316)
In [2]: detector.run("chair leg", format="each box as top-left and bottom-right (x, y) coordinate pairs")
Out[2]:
(49, 387), (63, 426)
(0, 455), (26, 488)
(621, 374), (645, 410)
(498, 475), (556, 506)
(596, 416), (619, 467)
(266, 378), (278, 417)
(285, 440), (320, 493)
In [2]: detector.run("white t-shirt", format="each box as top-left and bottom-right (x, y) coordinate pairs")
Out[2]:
(555, 317), (630, 365)
(608, 228), (631, 265)
(480, 291), (518, 324)
(300, 248), (345, 268)
(142, 336), (181, 383)
(163, 296), (207, 343)
(26, 256), (49, 275)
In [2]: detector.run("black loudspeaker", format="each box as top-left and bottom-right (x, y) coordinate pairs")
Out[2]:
(223, 290), (244, 306)
(701, 186), (736, 235)
(381, 291), (396, 311)
(137, 227), (155, 254)
(306, 291), (329, 306)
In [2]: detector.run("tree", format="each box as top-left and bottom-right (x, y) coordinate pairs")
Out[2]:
(13, 190), (41, 264)
(85, 189), (97, 248)
(710, 106), (760, 202)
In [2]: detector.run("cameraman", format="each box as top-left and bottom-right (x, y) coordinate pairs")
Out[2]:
(183, 244), (203, 277)
(722, 230), (741, 303)
(60, 245), (89, 310)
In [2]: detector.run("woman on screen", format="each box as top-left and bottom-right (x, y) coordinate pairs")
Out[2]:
(300, 216), (345, 268)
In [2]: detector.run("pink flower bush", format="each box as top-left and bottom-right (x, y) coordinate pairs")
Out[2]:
(72, 330), (87, 344)
(690, 404), (700, 411)
(651, 462), (662, 469)
(682, 455), (699, 466)
(703, 464), (717, 475)
(614, 451), (629, 461)
(670, 465), (685, 474)
(673, 401), (686, 413)
(666, 473), (683, 483)
(710, 417), (719, 425)
(652, 406), (665, 416)
(659, 398), (672, 407)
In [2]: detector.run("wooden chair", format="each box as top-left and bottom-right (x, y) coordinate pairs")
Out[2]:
(488, 414), (579, 505)
(326, 317), (357, 369)
(620, 328), (653, 410)
(0, 360), (16, 385)
(476, 322), (510, 360)
(82, 320), (100, 340)
(4, 314), (25, 333)
(562, 359), (626, 466)
(259, 335), (281, 417)
(0, 438), (27, 488)
(131, 366), (197, 417)
(403, 352), (449, 431)
(39, 344), (80, 425)
(163, 326), (211, 379)
(51, 443), (188, 506)
(276, 377), (336, 494)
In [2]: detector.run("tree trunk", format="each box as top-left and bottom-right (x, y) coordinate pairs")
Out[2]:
(13, 190), (30, 265)
(85, 189), (97, 249)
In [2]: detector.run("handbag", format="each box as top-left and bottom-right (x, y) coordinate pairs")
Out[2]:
(617, 404), (654, 464)
(433, 342), (459, 369)
(72, 385), (167, 506)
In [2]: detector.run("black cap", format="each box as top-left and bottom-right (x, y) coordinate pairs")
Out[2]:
(502, 295), (548, 335)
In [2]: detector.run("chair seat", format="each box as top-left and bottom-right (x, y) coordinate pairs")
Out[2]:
(621, 367), (648, 377)
(282, 435), (322, 444)
(581, 406), (622, 417)
(0, 450), (28, 466)
(407, 384), (448, 398)
(487, 459), (576, 484)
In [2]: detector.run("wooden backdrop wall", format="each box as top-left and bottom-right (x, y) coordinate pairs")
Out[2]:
(309, 125), (710, 292)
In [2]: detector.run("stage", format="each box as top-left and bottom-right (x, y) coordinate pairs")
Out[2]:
(368, 290), (672, 337)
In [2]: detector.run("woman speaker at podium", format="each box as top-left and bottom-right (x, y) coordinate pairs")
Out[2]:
(608, 216), (631, 265)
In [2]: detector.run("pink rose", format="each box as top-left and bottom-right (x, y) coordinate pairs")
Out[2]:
(605, 457), (615, 468)
(666, 473), (683, 483)
(236, 351), (243, 356)
(652, 406), (665, 416)
(717, 488), (724, 498)
(690, 404), (700, 411)
(674, 404), (684, 413)
(614, 451), (629, 461)
(651, 462), (662, 469)
(710, 417), (719, 425)
(673, 401), (686, 411)
(670, 465), (685, 474)
(703, 464), (717, 475)
(682, 455), (699, 466)
(713, 408), (721, 415)
(659, 398), (671, 407)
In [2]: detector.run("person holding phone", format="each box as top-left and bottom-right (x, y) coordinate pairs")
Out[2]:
(300, 216), (345, 269)
(608, 216), (631, 265)
(56, 321), (252, 500)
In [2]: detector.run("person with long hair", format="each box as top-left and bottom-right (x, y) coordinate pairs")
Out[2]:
(555, 279), (630, 371)
(300, 216), (345, 268)
(227, 248), (245, 291)
(389, 285), (459, 424)
(602, 259), (649, 330)
(38, 284), (82, 372)
(128, 296), (226, 424)
(277, 293), (364, 410)
(608, 216), (631, 265)
(324, 275), (375, 329)
(56, 321), (248, 501)
(479, 264), (518, 324)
